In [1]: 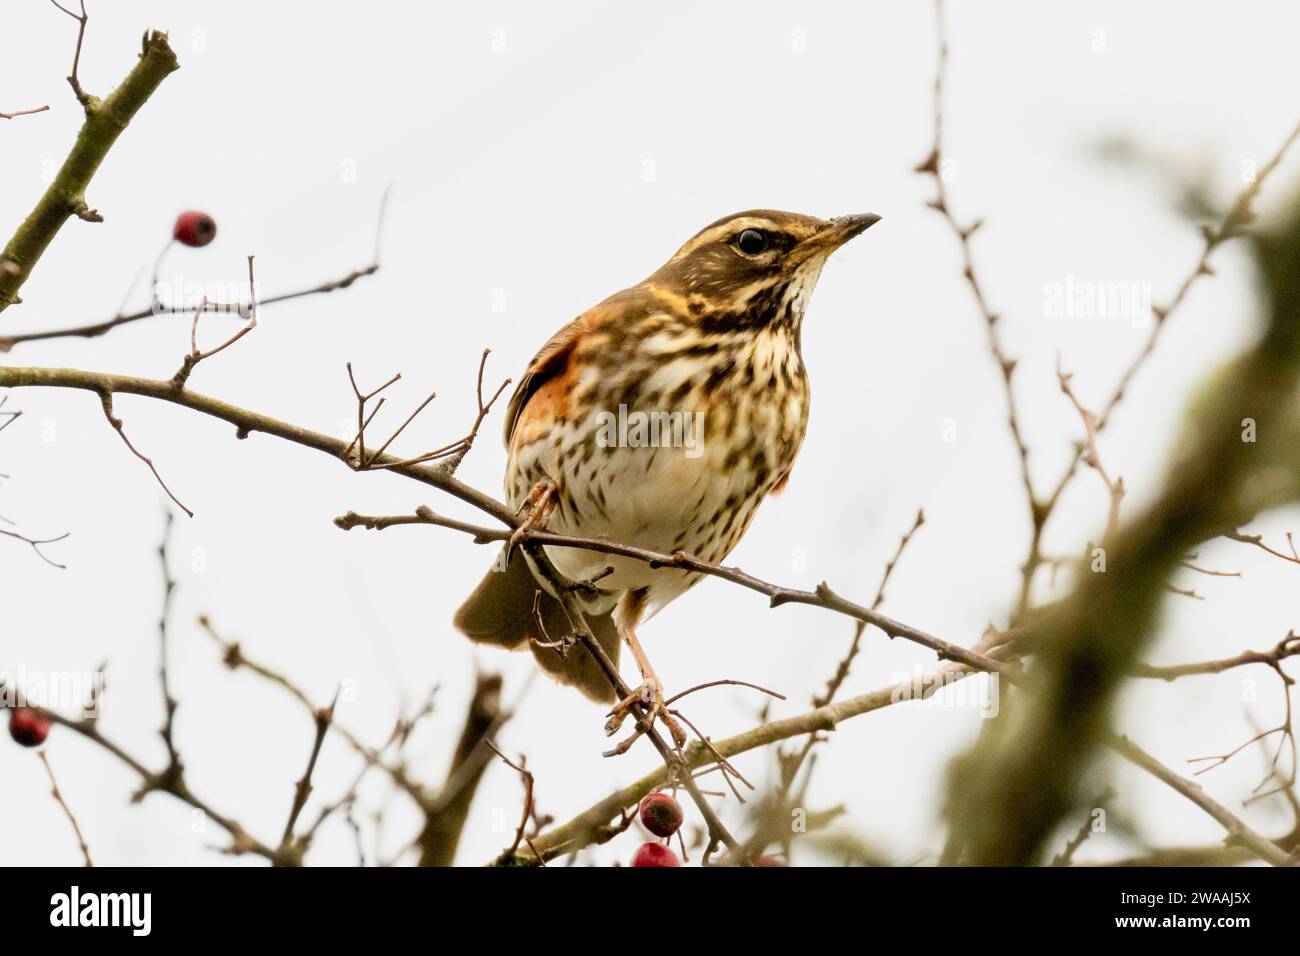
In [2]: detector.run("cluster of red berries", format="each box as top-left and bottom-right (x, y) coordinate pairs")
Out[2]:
(8, 708), (52, 747)
(631, 791), (685, 866)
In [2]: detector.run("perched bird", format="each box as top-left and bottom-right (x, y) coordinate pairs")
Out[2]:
(454, 209), (879, 745)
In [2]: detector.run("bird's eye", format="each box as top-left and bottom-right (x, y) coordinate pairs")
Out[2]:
(735, 228), (768, 256)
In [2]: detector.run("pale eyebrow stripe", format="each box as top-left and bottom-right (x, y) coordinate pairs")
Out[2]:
(672, 217), (782, 260)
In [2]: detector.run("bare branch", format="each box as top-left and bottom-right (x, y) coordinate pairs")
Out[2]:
(0, 105), (50, 120)
(98, 391), (192, 517)
(37, 751), (93, 866)
(0, 27), (177, 314)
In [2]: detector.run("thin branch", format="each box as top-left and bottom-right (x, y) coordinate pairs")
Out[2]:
(38, 751), (93, 866)
(1050, 788), (1115, 867)
(0, 366), (521, 528)
(279, 691), (339, 857)
(3, 697), (293, 865)
(916, 0), (1037, 612)
(156, 511), (181, 770)
(98, 391), (192, 517)
(48, 0), (91, 107)
(484, 740), (535, 860)
(171, 257), (259, 388)
(1110, 734), (1295, 867)
(336, 505), (1013, 679)
(1028, 116), (1300, 597)
(0, 527), (70, 569)
(1057, 357), (1125, 542)
(1133, 632), (1300, 681)
(3, 363), (1289, 867)
(1228, 529), (1300, 566)
(498, 664), (982, 865)
(816, 508), (926, 708)
(196, 615), (429, 808)
(0, 213), (385, 350)
(664, 679), (786, 707)
(0, 105), (50, 120)
(524, 541), (743, 858)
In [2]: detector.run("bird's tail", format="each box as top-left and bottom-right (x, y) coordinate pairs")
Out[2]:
(453, 549), (621, 704)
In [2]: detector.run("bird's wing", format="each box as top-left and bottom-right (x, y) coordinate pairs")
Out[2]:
(502, 304), (611, 448)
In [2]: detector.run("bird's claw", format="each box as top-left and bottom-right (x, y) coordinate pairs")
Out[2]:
(604, 678), (688, 752)
(505, 477), (558, 562)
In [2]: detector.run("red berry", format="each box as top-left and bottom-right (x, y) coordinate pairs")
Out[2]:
(631, 842), (680, 867)
(752, 855), (784, 867)
(9, 708), (52, 747)
(639, 791), (684, 838)
(173, 210), (217, 247)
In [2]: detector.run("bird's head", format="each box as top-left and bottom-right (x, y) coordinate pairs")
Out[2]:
(646, 209), (880, 331)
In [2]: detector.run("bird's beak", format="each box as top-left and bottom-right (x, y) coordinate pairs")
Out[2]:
(822, 212), (882, 246)
(799, 213), (882, 259)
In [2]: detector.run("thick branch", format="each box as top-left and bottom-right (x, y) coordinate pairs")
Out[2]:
(417, 674), (504, 866)
(0, 31), (179, 314)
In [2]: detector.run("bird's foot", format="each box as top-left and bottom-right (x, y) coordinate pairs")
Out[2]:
(604, 677), (688, 755)
(506, 477), (557, 561)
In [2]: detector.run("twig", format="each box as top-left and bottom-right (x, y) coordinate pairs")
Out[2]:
(1228, 529), (1300, 566)
(1133, 632), (1300, 681)
(1181, 634), (1296, 803)
(0, 527), (70, 569)
(279, 690), (339, 857)
(526, 543), (743, 857)
(484, 739), (535, 859)
(197, 615), (428, 807)
(1057, 357), (1125, 542)
(171, 257), (259, 388)
(37, 751), (93, 866)
(0, 188), (387, 350)
(3, 698), (293, 864)
(48, 0), (91, 107)
(916, 0), (1036, 612)
(1027, 117), (1300, 599)
(98, 392), (192, 517)
(335, 505), (1012, 679)
(156, 511), (181, 771)
(1110, 734), (1295, 867)
(351, 349), (510, 473)
(498, 664), (982, 865)
(816, 508), (926, 708)
(664, 680), (786, 707)
(0, 105), (50, 120)
(1050, 787), (1115, 866)
(3, 363), (1290, 866)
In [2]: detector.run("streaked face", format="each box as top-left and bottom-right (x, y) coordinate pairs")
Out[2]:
(649, 209), (879, 328)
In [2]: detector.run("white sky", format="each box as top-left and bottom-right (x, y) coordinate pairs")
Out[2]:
(2, 0), (1299, 866)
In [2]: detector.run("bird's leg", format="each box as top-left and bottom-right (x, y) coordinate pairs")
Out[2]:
(506, 476), (558, 562)
(605, 591), (687, 751)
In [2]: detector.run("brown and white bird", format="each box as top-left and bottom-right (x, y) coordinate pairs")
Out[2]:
(455, 209), (879, 742)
